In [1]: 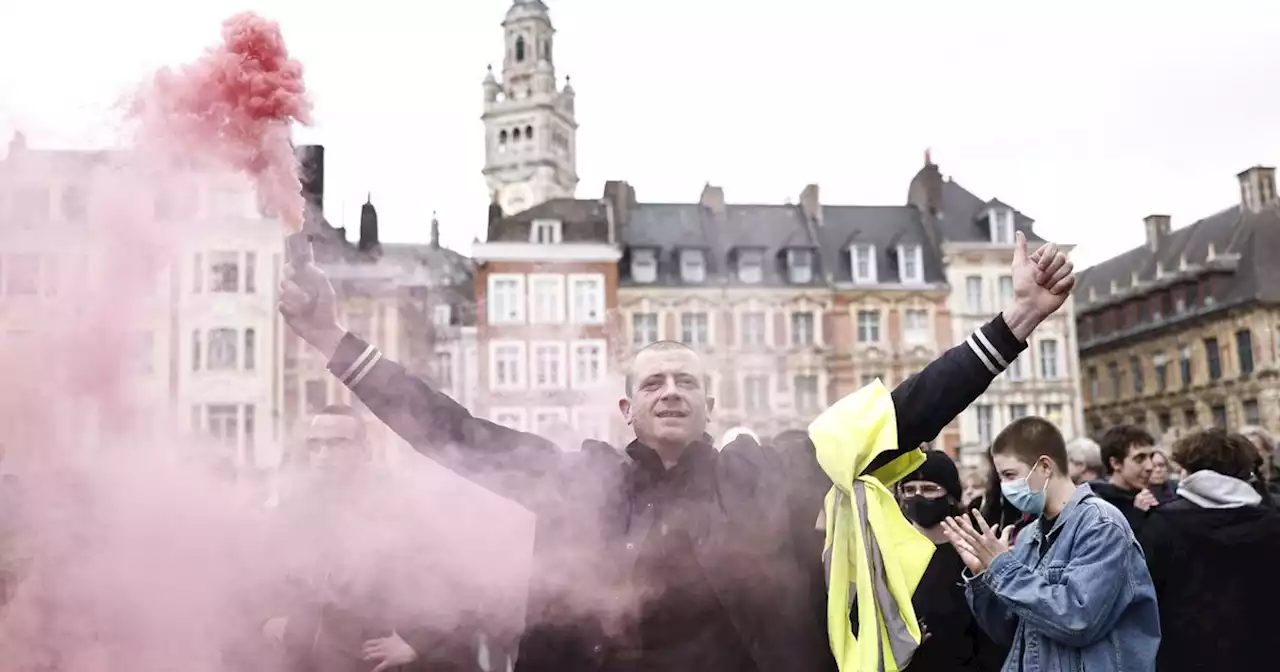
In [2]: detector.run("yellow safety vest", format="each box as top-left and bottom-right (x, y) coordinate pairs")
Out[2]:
(809, 380), (935, 672)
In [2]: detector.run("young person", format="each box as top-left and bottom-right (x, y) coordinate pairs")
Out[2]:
(942, 417), (1160, 672)
(1091, 424), (1157, 535)
(1139, 428), (1280, 672)
(896, 451), (1001, 672)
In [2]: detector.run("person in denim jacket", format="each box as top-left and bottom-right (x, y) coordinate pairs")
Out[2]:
(941, 417), (1160, 672)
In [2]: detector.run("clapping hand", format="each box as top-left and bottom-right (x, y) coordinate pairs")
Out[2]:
(363, 631), (418, 672)
(941, 514), (1014, 576)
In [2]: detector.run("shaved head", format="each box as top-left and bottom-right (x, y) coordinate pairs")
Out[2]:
(624, 340), (697, 396)
(620, 340), (713, 455)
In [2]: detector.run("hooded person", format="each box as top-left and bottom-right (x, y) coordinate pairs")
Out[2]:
(1139, 428), (1280, 672)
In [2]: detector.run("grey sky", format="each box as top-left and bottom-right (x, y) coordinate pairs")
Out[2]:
(2, 0), (1278, 268)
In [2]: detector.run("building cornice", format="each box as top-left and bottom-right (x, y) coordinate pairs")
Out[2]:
(472, 242), (622, 263)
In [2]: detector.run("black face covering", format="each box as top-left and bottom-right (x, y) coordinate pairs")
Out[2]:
(902, 495), (953, 529)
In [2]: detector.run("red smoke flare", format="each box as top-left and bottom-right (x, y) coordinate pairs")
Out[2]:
(135, 12), (312, 231)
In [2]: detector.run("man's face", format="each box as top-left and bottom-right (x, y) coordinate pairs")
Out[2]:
(620, 348), (712, 448)
(1067, 457), (1087, 483)
(305, 414), (365, 472)
(1111, 443), (1154, 489)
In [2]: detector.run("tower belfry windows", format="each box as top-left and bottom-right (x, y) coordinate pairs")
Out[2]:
(516, 36), (526, 62)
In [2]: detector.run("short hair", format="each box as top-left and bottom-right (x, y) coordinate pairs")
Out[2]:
(990, 416), (1068, 472)
(1171, 427), (1256, 479)
(314, 404), (368, 444)
(1066, 437), (1103, 471)
(623, 340), (697, 396)
(1098, 424), (1155, 475)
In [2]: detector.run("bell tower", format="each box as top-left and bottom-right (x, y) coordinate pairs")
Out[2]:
(482, 0), (578, 216)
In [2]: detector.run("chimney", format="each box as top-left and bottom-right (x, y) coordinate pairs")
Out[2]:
(799, 184), (822, 225)
(1237, 165), (1277, 213)
(699, 183), (725, 216)
(602, 180), (636, 244)
(7, 131), (27, 157)
(1143, 214), (1171, 252)
(358, 193), (380, 253)
(430, 211), (441, 247)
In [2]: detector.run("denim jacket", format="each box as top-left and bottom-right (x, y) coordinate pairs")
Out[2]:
(965, 484), (1161, 672)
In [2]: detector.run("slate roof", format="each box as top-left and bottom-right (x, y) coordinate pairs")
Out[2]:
(906, 160), (1046, 244)
(485, 198), (608, 243)
(818, 205), (948, 286)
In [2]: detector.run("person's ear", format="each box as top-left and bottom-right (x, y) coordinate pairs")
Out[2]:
(705, 396), (715, 414)
(618, 397), (633, 425)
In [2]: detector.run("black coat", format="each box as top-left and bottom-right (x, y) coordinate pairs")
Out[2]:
(326, 316), (1025, 672)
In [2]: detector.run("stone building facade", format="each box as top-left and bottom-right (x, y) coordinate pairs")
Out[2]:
(1076, 165), (1280, 441)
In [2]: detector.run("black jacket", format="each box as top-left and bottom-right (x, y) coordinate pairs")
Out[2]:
(325, 316), (1025, 672)
(1139, 497), (1280, 672)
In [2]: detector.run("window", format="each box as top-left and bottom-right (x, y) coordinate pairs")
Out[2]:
(133, 331), (154, 374)
(192, 253), (203, 293)
(304, 380), (327, 413)
(1129, 356), (1142, 394)
(966, 276), (984, 313)
(1086, 366), (1098, 400)
(14, 188), (50, 225)
(61, 186), (87, 221)
(243, 404), (256, 465)
(794, 375), (819, 412)
(571, 407), (610, 442)
(1244, 399), (1261, 426)
(571, 340), (606, 388)
(208, 328), (238, 370)
(1039, 340), (1059, 379)
(4, 254), (38, 295)
(989, 209), (1014, 244)
(1205, 338), (1221, 381)
(740, 312), (766, 346)
(1009, 404), (1028, 420)
(569, 274), (605, 324)
(1183, 407), (1197, 428)
(680, 249), (706, 283)
(737, 250), (764, 284)
(897, 244), (923, 283)
(532, 408), (569, 436)
(434, 351), (454, 388)
(680, 312), (709, 346)
(976, 405), (994, 446)
(631, 248), (657, 283)
(531, 220), (562, 244)
(487, 274), (525, 324)
(1108, 361), (1121, 398)
(851, 244), (877, 283)
(245, 252), (256, 293)
(857, 311), (881, 342)
(515, 36), (526, 62)
(1237, 329), (1255, 375)
(191, 330), (201, 371)
(532, 342), (566, 389)
(632, 313), (659, 346)
(1179, 346), (1192, 386)
(1158, 412), (1172, 433)
(209, 251), (239, 292)
(903, 309), (929, 346)
(998, 275), (1014, 307)
(787, 249), (814, 284)
(490, 341), (526, 390)
(244, 329), (256, 370)
(492, 408), (528, 432)
(1154, 353), (1167, 392)
(528, 274), (565, 324)
(433, 304), (453, 327)
(206, 404), (238, 446)
(1044, 403), (1064, 428)
(1007, 356), (1024, 381)
(790, 312), (815, 347)
(743, 375), (770, 412)
(1211, 404), (1227, 428)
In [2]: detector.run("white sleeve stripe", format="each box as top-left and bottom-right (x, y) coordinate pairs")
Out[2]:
(974, 329), (1009, 370)
(349, 351), (383, 387)
(967, 334), (1001, 375)
(339, 345), (376, 385)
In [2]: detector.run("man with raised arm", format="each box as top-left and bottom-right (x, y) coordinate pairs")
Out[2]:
(278, 232), (1074, 672)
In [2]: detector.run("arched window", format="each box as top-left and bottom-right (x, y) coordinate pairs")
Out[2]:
(515, 36), (526, 62)
(498, 130), (508, 144)
(525, 125), (534, 140)
(513, 128), (522, 141)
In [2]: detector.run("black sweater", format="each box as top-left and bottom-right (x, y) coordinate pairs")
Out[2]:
(906, 544), (1001, 672)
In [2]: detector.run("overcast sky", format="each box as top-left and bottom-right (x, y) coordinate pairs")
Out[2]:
(3, 0), (1279, 268)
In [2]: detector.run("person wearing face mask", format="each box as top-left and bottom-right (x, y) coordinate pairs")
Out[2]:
(941, 417), (1160, 672)
(897, 451), (1002, 672)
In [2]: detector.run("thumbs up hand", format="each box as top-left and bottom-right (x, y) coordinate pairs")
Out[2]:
(1003, 231), (1076, 341)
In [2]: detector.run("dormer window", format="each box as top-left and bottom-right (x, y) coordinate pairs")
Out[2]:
(851, 244), (878, 283)
(680, 249), (706, 283)
(989, 208), (1014, 244)
(631, 248), (657, 283)
(737, 249), (764, 284)
(531, 219), (562, 244)
(897, 244), (924, 284)
(787, 249), (814, 284)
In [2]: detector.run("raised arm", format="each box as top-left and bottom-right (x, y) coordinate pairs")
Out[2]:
(279, 263), (559, 509)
